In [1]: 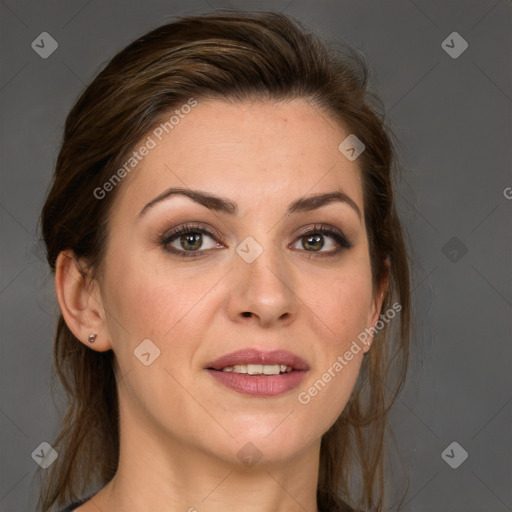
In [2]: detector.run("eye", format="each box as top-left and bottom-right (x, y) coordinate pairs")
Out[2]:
(160, 224), (223, 257)
(291, 224), (352, 255)
(159, 223), (352, 258)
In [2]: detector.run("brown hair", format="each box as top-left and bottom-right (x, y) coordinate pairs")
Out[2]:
(37, 9), (411, 512)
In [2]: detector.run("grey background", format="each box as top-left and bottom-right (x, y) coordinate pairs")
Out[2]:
(0, 0), (511, 511)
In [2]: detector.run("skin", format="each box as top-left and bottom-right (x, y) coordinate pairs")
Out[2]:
(56, 98), (388, 512)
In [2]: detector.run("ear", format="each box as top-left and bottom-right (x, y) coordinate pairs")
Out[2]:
(55, 249), (112, 352)
(363, 258), (391, 354)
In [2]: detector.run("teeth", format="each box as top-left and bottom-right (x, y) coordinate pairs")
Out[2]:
(221, 364), (293, 374)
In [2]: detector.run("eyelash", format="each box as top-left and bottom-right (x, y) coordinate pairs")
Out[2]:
(160, 223), (353, 259)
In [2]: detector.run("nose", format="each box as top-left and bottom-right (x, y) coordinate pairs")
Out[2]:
(225, 242), (299, 328)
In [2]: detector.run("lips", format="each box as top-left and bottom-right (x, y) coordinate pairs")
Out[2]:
(205, 348), (309, 372)
(205, 348), (309, 397)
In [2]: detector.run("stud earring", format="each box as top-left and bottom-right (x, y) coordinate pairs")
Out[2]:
(88, 333), (97, 344)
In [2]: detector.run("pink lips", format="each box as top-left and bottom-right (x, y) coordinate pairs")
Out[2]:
(205, 348), (309, 397)
(206, 348), (309, 371)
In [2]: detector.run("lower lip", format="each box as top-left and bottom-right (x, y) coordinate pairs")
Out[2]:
(206, 369), (308, 397)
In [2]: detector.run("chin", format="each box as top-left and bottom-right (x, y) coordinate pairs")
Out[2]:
(223, 420), (316, 464)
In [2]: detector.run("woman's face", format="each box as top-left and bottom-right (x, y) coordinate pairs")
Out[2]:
(96, 98), (385, 466)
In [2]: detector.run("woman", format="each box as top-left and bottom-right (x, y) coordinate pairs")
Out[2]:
(37, 9), (411, 512)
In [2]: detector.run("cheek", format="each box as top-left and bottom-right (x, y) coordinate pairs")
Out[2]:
(102, 251), (218, 353)
(296, 357), (363, 440)
(296, 264), (372, 423)
(315, 265), (374, 342)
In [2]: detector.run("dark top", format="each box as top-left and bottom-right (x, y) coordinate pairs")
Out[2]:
(59, 495), (93, 512)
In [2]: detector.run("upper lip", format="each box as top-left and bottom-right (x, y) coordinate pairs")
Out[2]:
(206, 348), (309, 371)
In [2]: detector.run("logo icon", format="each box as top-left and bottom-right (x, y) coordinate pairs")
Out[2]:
(236, 236), (264, 264)
(31, 32), (59, 59)
(442, 32), (468, 59)
(237, 442), (263, 467)
(441, 441), (468, 469)
(134, 338), (161, 366)
(442, 236), (468, 263)
(338, 134), (365, 161)
(31, 442), (58, 469)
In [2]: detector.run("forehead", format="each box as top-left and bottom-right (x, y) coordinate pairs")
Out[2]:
(112, 98), (364, 220)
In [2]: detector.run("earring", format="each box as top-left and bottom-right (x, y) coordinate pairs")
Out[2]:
(88, 333), (97, 344)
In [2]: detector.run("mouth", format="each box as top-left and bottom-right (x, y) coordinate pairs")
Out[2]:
(205, 348), (309, 397)
(218, 363), (294, 375)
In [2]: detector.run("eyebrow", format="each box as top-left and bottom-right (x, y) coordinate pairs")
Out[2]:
(138, 186), (362, 220)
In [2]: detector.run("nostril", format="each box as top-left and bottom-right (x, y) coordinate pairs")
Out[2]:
(242, 312), (252, 317)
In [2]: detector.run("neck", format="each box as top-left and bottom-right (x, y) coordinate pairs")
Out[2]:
(91, 394), (322, 512)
